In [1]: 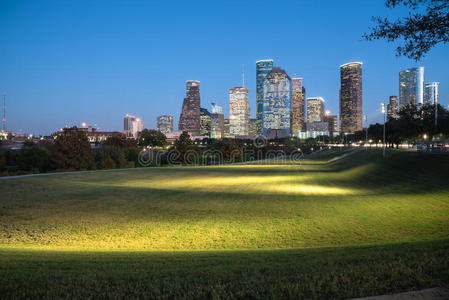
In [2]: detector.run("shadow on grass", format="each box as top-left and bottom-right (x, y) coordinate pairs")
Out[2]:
(0, 239), (448, 299)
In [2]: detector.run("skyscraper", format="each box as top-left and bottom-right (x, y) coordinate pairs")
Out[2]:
(210, 102), (224, 139)
(223, 118), (231, 138)
(324, 114), (338, 137)
(179, 80), (201, 135)
(291, 78), (306, 135)
(387, 96), (399, 121)
(256, 59), (274, 135)
(424, 82), (439, 105)
(124, 114), (143, 138)
(262, 66), (292, 136)
(229, 87), (249, 137)
(339, 62), (363, 134)
(157, 115), (173, 135)
(399, 67), (424, 108)
(307, 97), (325, 122)
(200, 108), (211, 136)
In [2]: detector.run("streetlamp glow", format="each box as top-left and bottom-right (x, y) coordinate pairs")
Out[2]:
(381, 102), (386, 158)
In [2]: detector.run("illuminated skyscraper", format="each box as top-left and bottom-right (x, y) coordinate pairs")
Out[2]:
(291, 78), (306, 135)
(256, 59), (274, 135)
(307, 97), (325, 122)
(157, 115), (173, 135)
(339, 62), (363, 133)
(324, 114), (339, 137)
(424, 82), (439, 105)
(229, 87), (249, 137)
(262, 67), (292, 136)
(387, 96), (399, 121)
(124, 114), (143, 138)
(200, 108), (211, 136)
(179, 80), (201, 135)
(399, 67), (424, 108)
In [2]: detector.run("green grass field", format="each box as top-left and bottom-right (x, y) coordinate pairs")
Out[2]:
(1, 150), (449, 298)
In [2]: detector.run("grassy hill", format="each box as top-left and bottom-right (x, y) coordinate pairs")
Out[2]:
(0, 149), (448, 298)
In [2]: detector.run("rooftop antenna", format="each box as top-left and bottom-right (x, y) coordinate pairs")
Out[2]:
(242, 64), (245, 87)
(2, 94), (5, 132)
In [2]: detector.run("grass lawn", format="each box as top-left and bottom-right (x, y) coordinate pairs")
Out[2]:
(0, 150), (448, 298)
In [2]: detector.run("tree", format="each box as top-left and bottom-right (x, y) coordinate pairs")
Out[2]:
(364, 0), (449, 60)
(51, 127), (95, 170)
(16, 143), (50, 173)
(139, 129), (166, 147)
(0, 151), (6, 172)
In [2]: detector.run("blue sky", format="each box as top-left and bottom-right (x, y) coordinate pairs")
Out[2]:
(0, 0), (447, 135)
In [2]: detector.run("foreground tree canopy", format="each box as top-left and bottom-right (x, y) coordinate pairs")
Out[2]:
(364, 0), (449, 60)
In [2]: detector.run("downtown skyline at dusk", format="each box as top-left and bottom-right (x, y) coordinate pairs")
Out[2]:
(0, 0), (448, 135)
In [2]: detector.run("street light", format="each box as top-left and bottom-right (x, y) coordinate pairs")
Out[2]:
(381, 102), (386, 158)
(364, 114), (368, 150)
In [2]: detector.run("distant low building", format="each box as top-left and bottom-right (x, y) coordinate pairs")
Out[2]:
(296, 121), (329, 139)
(223, 118), (231, 138)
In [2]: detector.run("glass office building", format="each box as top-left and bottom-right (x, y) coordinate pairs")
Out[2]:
(399, 67), (424, 108)
(262, 67), (292, 136)
(256, 59), (274, 135)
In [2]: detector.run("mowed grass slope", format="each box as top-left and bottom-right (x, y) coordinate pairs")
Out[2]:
(1, 150), (449, 298)
(0, 150), (448, 250)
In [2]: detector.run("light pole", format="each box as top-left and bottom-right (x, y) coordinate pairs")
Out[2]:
(381, 102), (386, 158)
(364, 114), (368, 150)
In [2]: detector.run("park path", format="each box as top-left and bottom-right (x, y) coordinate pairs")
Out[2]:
(349, 287), (449, 300)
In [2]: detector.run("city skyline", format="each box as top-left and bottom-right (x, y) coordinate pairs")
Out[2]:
(0, 0), (448, 135)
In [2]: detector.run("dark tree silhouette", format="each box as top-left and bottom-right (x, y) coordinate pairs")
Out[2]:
(364, 0), (449, 60)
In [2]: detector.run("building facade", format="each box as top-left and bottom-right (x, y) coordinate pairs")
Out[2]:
(339, 62), (363, 134)
(324, 115), (338, 137)
(179, 80), (201, 135)
(157, 115), (173, 135)
(399, 67), (424, 108)
(307, 97), (325, 123)
(123, 114), (143, 138)
(424, 82), (439, 105)
(291, 78), (306, 135)
(262, 67), (292, 136)
(256, 59), (274, 135)
(229, 87), (249, 137)
(387, 96), (399, 121)
(248, 118), (258, 137)
(210, 112), (224, 139)
(223, 118), (231, 138)
(200, 108), (211, 136)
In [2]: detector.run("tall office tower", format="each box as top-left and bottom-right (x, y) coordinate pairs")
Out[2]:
(179, 80), (201, 135)
(200, 108), (211, 136)
(424, 82), (439, 105)
(291, 78), (306, 135)
(157, 115), (173, 135)
(262, 66), (292, 136)
(256, 59), (274, 135)
(211, 102), (223, 114)
(387, 96), (399, 121)
(229, 87), (250, 137)
(124, 114), (143, 138)
(210, 112), (224, 139)
(307, 97), (325, 122)
(399, 67), (424, 108)
(248, 118), (258, 136)
(223, 118), (231, 138)
(339, 62), (363, 133)
(324, 115), (338, 137)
